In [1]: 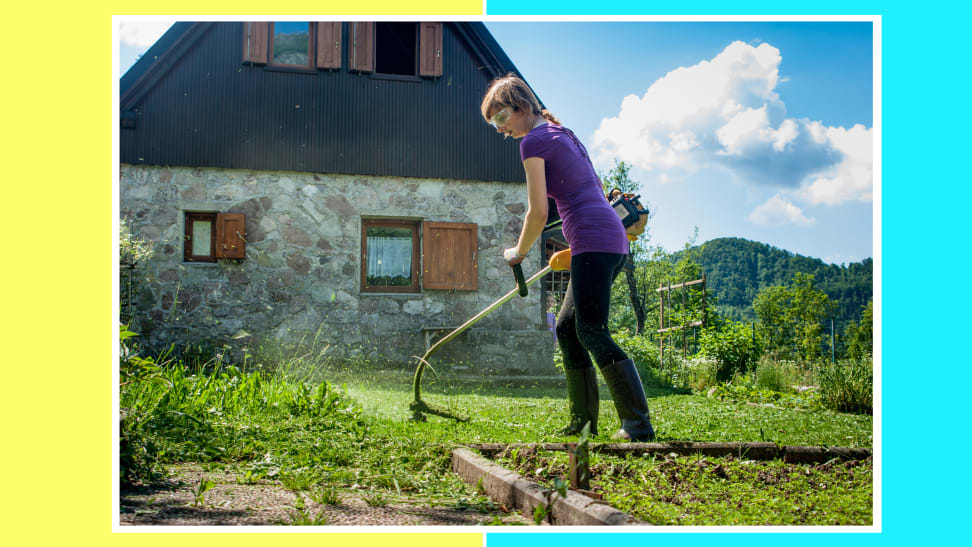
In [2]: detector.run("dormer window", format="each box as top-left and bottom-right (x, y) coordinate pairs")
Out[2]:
(243, 22), (442, 77)
(375, 23), (417, 76)
(270, 22), (312, 68)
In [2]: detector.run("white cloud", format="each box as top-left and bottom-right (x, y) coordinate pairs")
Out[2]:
(591, 40), (872, 206)
(748, 194), (815, 226)
(119, 22), (174, 48)
(801, 124), (873, 205)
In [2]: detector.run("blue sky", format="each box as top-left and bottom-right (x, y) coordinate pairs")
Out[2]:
(119, 20), (874, 265)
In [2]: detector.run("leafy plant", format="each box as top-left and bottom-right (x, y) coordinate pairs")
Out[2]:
(283, 506), (329, 525)
(532, 503), (550, 525)
(363, 491), (389, 507)
(613, 329), (660, 370)
(193, 477), (216, 507)
(280, 469), (317, 492)
(310, 485), (342, 505)
(455, 495), (498, 513)
(698, 320), (762, 381)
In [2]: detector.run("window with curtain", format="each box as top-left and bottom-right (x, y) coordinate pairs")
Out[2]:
(361, 220), (420, 293)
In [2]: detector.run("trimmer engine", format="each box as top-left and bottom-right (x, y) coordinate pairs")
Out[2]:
(608, 189), (650, 228)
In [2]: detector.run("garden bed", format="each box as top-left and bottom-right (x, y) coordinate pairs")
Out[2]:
(484, 442), (873, 525)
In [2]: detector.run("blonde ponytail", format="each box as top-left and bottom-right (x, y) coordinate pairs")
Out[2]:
(541, 109), (560, 125)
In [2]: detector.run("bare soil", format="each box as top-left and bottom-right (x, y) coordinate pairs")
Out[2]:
(120, 463), (534, 526)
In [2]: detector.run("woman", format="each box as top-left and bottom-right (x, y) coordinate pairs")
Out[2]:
(481, 74), (655, 441)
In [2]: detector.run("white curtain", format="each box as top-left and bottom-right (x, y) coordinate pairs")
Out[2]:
(367, 232), (412, 281)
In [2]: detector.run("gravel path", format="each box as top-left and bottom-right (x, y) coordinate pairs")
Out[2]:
(120, 463), (534, 526)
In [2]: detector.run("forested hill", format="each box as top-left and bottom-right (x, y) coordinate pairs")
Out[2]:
(675, 237), (873, 323)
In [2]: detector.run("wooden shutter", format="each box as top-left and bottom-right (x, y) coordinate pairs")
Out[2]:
(243, 22), (269, 64)
(316, 22), (342, 69)
(422, 222), (477, 291)
(418, 22), (443, 77)
(348, 22), (374, 73)
(216, 213), (246, 259)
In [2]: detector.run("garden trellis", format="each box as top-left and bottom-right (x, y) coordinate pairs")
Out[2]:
(656, 274), (706, 367)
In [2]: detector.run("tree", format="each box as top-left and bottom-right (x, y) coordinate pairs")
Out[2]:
(753, 272), (837, 361)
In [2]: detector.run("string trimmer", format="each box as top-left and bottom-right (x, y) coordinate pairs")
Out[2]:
(409, 190), (649, 420)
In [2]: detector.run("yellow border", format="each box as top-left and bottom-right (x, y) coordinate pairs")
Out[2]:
(9, 2), (482, 546)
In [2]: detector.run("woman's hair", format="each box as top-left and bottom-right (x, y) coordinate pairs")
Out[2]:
(481, 73), (560, 125)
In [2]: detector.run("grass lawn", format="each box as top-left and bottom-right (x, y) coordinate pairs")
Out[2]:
(121, 359), (873, 526)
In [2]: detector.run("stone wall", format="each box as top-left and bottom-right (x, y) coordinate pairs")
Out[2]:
(120, 164), (555, 374)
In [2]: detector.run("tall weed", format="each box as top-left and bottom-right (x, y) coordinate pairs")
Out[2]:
(815, 358), (873, 415)
(753, 359), (810, 393)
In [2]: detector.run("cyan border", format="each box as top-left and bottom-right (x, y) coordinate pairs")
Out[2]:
(484, 0), (957, 545)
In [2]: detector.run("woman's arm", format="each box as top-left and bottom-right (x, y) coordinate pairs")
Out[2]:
(506, 157), (549, 265)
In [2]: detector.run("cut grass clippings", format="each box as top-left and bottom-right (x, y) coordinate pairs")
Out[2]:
(496, 449), (872, 525)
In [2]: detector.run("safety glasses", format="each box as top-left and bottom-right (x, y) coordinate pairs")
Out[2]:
(488, 106), (513, 129)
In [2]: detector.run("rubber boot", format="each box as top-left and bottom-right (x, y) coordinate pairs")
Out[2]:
(600, 359), (655, 441)
(558, 367), (599, 437)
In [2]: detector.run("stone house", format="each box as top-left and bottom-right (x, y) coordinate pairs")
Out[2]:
(120, 21), (568, 373)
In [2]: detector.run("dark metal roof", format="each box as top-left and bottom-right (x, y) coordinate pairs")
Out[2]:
(120, 22), (541, 183)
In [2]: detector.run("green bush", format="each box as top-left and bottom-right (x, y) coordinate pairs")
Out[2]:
(698, 321), (763, 382)
(613, 329), (660, 369)
(119, 325), (171, 485)
(613, 329), (667, 385)
(815, 358), (873, 415)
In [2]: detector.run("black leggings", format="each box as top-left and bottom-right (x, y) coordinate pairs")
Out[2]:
(556, 252), (629, 370)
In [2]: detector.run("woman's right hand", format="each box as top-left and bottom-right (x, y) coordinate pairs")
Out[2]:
(504, 247), (526, 266)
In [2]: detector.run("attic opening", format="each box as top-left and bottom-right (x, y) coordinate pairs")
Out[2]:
(375, 22), (417, 76)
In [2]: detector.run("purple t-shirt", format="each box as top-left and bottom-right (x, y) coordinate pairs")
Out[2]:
(520, 124), (629, 256)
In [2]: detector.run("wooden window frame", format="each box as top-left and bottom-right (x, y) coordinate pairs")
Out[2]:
(184, 212), (218, 263)
(268, 22), (315, 70)
(361, 219), (421, 294)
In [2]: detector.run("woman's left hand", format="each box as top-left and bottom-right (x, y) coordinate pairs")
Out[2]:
(504, 247), (525, 266)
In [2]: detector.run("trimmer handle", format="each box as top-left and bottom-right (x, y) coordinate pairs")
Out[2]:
(512, 264), (529, 297)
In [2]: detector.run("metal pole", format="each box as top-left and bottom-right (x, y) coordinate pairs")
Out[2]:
(831, 318), (836, 364)
(659, 285), (664, 371)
